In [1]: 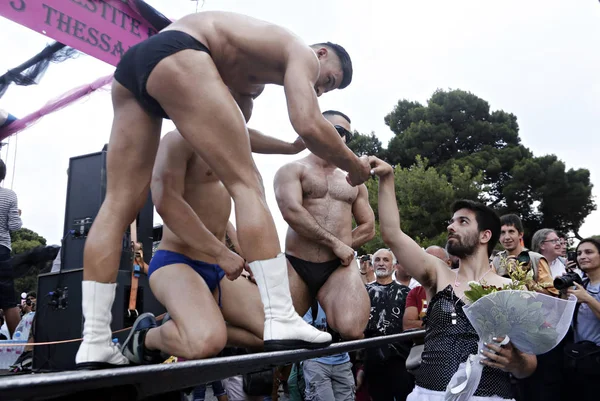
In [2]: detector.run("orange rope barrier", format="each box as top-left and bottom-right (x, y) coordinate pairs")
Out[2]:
(0, 312), (166, 347)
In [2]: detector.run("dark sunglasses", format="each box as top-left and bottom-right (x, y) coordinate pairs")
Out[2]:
(334, 125), (353, 142)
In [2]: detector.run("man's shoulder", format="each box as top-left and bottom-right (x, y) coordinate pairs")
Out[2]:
(0, 187), (17, 199)
(280, 158), (309, 170)
(408, 285), (425, 295)
(276, 158), (311, 177)
(526, 250), (546, 264)
(392, 281), (410, 292)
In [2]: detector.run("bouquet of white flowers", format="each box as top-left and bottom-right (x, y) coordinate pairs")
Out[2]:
(444, 261), (577, 401)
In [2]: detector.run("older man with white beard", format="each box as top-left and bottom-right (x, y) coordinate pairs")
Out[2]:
(363, 248), (413, 401)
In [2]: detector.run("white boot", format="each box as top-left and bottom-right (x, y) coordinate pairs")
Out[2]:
(75, 281), (129, 369)
(250, 253), (332, 351)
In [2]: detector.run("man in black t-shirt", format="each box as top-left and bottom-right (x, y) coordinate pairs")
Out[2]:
(364, 248), (413, 401)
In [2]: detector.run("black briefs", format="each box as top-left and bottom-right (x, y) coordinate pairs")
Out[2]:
(114, 30), (211, 119)
(286, 254), (340, 298)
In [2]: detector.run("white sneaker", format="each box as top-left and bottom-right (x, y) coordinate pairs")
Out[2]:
(250, 254), (332, 351)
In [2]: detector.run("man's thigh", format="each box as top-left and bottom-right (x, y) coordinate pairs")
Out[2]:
(302, 360), (335, 401)
(331, 361), (355, 401)
(149, 263), (224, 336)
(288, 262), (312, 316)
(318, 264), (369, 337)
(217, 276), (263, 340)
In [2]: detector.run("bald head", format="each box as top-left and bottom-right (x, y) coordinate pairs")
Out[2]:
(426, 246), (450, 265)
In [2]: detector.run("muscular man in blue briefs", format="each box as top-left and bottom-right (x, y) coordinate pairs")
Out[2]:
(121, 93), (309, 364)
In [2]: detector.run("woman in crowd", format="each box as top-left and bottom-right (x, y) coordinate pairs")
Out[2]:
(565, 238), (600, 400)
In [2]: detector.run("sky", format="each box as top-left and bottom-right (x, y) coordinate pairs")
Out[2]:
(0, 0), (599, 251)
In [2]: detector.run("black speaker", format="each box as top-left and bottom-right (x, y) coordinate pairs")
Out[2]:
(32, 269), (166, 371)
(61, 148), (154, 271)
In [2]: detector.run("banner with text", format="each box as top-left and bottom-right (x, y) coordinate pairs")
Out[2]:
(0, 0), (160, 66)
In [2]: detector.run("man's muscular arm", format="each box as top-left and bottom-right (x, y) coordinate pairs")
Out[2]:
(152, 132), (232, 260)
(231, 90), (306, 155)
(370, 156), (443, 290)
(283, 49), (369, 185)
(274, 163), (354, 265)
(351, 184), (375, 249)
(248, 128), (306, 154)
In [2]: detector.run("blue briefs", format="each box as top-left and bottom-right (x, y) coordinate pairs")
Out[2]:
(149, 250), (226, 301)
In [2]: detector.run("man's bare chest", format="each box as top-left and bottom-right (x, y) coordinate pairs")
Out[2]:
(301, 172), (358, 204)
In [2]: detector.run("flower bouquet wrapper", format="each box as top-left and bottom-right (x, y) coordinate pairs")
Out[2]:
(444, 291), (576, 401)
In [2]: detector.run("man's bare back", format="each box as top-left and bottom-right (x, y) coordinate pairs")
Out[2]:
(164, 11), (314, 99)
(284, 156), (358, 262)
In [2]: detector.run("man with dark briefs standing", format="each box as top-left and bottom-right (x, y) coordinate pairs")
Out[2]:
(274, 110), (375, 340)
(76, 11), (371, 369)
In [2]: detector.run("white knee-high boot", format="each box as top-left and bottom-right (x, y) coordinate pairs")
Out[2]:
(75, 281), (129, 368)
(249, 253), (331, 351)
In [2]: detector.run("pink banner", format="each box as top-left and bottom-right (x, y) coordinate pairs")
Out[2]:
(0, 0), (159, 66)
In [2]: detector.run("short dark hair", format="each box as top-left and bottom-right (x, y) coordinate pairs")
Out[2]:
(500, 214), (524, 234)
(322, 110), (351, 124)
(452, 199), (500, 257)
(313, 42), (353, 89)
(26, 291), (37, 299)
(0, 159), (5, 182)
(576, 238), (600, 255)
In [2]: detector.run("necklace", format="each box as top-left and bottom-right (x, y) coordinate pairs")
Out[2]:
(449, 266), (493, 325)
(454, 266), (493, 287)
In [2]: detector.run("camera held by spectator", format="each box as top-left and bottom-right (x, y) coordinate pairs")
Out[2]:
(554, 271), (583, 291)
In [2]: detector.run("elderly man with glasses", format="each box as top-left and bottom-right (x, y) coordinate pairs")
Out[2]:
(532, 228), (580, 279)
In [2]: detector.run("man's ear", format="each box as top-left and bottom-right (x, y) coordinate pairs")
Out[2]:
(480, 230), (492, 244)
(316, 47), (328, 59)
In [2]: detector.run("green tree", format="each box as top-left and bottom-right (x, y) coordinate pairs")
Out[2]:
(10, 228), (47, 295)
(383, 89), (595, 241)
(347, 131), (385, 158)
(504, 155), (595, 240)
(359, 157), (482, 253)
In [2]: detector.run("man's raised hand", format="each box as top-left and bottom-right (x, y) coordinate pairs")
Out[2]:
(346, 155), (372, 186)
(368, 156), (394, 178)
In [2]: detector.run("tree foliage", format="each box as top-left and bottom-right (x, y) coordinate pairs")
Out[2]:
(359, 157), (482, 252)
(380, 89), (595, 243)
(10, 228), (47, 295)
(347, 131), (385, 158)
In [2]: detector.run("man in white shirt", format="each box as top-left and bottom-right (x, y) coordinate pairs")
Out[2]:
(531, 228), (575, 278)
(392, 256), (420, 289)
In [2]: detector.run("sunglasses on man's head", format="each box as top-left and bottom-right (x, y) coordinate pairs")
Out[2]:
(334, 125), (353, 142)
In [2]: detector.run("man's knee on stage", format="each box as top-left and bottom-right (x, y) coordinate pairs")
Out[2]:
(178, 323), (227, 360)
(328, 312), (367, 341)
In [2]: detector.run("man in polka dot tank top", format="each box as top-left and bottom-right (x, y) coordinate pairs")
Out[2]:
(370, 157), (537, 401)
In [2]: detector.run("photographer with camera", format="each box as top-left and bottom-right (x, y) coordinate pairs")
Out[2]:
(562, 238), (600, 400)
(358, 254), (375, 285)
(532, 228), (581, 281)
(22, 292), (36, 315)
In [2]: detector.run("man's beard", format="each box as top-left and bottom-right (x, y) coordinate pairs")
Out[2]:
(446, 231), (479, 259)
(375, 269), (393, 278)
